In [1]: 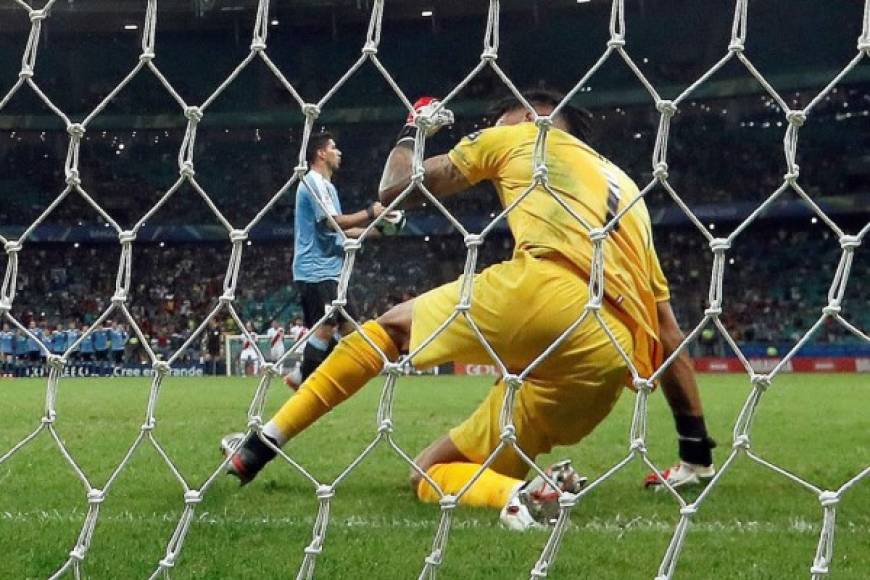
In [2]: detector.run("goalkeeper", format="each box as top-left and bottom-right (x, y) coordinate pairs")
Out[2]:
(224, 91), (715, 528)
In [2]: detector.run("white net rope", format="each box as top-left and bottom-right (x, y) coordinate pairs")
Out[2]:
(0, 0), (867, 578)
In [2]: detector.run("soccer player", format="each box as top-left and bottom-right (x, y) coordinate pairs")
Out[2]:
(266, 320), (285, 369)
(284, 131), (393, 389)
(109, 321), (128, 365)
(223, 91), (715, 529)
(239, 321), (259, 376)
(50, 324), (67, 357)
(66, 320), (81, 362)
(25, 320), (43, 363)
(0, 322), (13, 366)
(287, 317), (308, 343)
(78, 324), (95, 362)
(92, 322), (109, 363)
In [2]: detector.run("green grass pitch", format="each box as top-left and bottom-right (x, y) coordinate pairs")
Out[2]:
(0, 373), (868, 579)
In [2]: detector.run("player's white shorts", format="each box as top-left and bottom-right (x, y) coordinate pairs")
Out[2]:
(270, 346), (286, 362)
(240, 348), (259, 372)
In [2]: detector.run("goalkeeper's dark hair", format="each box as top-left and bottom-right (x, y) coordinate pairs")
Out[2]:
(306, 131), (335, 165)
(490, 89), (592, 141)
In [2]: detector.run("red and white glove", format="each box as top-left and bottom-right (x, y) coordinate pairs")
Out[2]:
(397, 96), (454, 143)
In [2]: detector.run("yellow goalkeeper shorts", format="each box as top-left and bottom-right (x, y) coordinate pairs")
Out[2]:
(410, 250), (633, 479)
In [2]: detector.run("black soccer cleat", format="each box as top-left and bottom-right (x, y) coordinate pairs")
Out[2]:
(220, 432), (277, 486)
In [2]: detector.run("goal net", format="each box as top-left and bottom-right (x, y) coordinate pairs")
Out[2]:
(0, 0), (867, 579)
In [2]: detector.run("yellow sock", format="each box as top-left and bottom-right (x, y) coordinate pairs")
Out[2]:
(268, 321), (398, 441)
(417, 463), (522, 509)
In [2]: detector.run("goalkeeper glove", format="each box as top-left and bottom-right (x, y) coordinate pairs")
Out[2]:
(396, 96), (454, 145)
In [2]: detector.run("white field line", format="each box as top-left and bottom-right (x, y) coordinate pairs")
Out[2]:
(2, 509), (867, 534)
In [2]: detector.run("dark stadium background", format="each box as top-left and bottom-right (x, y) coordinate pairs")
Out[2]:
(0, 0), (866, 373)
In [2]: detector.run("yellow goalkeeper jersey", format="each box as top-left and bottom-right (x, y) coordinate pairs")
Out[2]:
(447, 122), (670, 378)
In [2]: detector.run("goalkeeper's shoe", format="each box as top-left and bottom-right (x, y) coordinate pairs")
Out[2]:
(220, 432), (277, 486)
(500, 459), (588, 531)
(644, 461), (715, 491)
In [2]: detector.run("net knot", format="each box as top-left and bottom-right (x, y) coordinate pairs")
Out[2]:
(652, 162), (669, 180)
(480, 48), (498, 61)
(822, 303), (841, 316)
(66, 123), (86, 138)
(159, 557), (176, 569)
(535, 116), (553, 130)
(559, 492), (578, 508)
(504, 374), (522, 390)
(838, 235), (860, 250)
(589, 228), (607, 243)
(383, 361), (404, 377)
(87, 489), (105, 505)
(65, 169), (81, 187)
(532, 164), (549, 182)
(630, 438), (647, 454)
(4, 240), (22, 253)
(250, 39), (267, 51)
(0, 298), (12, 314)
(607, 36), (626, 48)
(378, 419), (393, 434)
(655, 100), (677, 117)
(46, 354), (66, 371)
(294, 163), (308, 177)
(439, 494), (458, 510)
(361, 42), (378, 55)
(785, 109), (806, 127)
(18, 66), (34, 79)
(727, 39), (744, 53)
(69, 548), (85, 562)
(111, 290), (128, 304)
(41, 413), (56, 424)
(632, 378), (652, 392)
(179, 161), (195, 178)
(810, 565), (829, 576)
(118, 230), (136, 244)
(680, 505), (698, 517)
(732, 434), (750, 450)
(152, 361), (172, 376)
(246, 416), (262, 429)
(316, 484), (335, 500)
(410, 166), (426, 184)
(330, 298), (347, 309)
(302, 103), (321, 119)
(342, 238), (361, 252)
(184, 106), (203, 123)
(141, 420), (155, 432)
(818, 491), (839, 507)
(464, 234), (483, 248)
(219, 291), (235, 303)
(184, 490), (202, 505)
(229, 229), (248, 243)
(500, 425), (516, 442)
(783, 166), (800, 183)
(139, 51), (155, 62)
(260, 363), (280, 378)
(29, 9), (47, 22)
(750, 373), (771, 391)
(859, 36), (870, 53)
(709, 237), (730, 252)
(704, 306), (722, 317)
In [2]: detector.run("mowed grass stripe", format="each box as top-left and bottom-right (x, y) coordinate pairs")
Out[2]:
(1, 374), (868, 578)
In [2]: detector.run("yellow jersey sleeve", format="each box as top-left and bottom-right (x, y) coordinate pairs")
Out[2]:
(447, 126), (513, 185)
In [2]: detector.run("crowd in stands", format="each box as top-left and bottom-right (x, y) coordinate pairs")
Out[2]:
(1, 83), (867, 231)
(1, 218), (866, 373)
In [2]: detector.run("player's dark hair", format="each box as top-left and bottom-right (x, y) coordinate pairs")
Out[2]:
(306, 131), (334, 165)
(490, 89), (592, 141)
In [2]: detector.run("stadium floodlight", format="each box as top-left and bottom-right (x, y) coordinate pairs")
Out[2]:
(124, 24), (138, 30)
(421, 10), (433, 17)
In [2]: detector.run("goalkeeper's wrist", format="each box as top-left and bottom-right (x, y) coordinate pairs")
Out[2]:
(674, 414), (716, 466)
(395, 124), (417, 148)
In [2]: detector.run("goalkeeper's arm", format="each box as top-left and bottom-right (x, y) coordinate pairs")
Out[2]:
(378, 97), (470, 206)
(657, 300), (716, 467)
